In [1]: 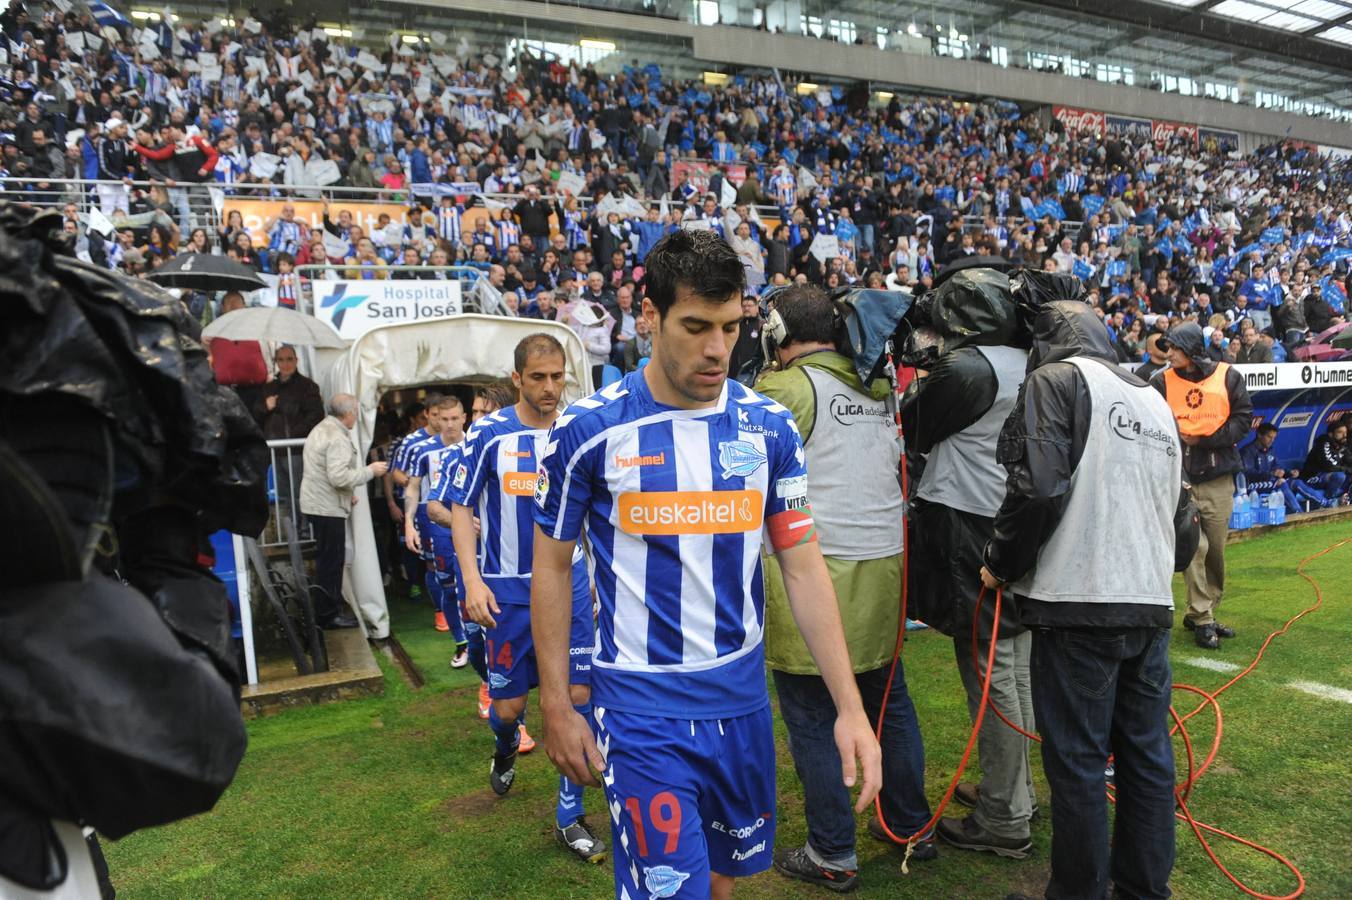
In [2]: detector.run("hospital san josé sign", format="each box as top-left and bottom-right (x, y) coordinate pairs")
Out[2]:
(313, 279), (463, 340)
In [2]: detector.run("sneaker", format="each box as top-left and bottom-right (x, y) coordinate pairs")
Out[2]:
(773, 846), (859, 893)
(490, 749), (517, 796)
(555, 817), (607, 864)
(905, 619), (930, 631)
(477, 683), (490, 719)
(1194, 623), (1221, 650)
(451, 646), (469, 668)
(865, 817), (938, 861)
(952, 783), (1040, 823)
(518, 724), (537, 754)
(433, 611), (450, 632)
(408, 584), (423, 601)
(935, 816), (1031, 860)
(1183, 618), (1235, 638)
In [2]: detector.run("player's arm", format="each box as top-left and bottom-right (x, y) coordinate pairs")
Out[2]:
(451, 501), (496, 627)
(776, 542), (881, 812)
(533, 529), (603, 787)
(383, 469), (401, 522)
(427, 498), (453, 528)
(403, 473), (422, 552)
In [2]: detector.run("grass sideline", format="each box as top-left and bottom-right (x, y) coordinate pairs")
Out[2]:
(103, 521), (1352, 899)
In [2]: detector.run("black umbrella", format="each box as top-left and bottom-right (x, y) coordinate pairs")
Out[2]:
(146, 253), (268, 293)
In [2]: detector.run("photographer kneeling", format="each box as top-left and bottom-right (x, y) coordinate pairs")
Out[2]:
(758, 285), (933, 891)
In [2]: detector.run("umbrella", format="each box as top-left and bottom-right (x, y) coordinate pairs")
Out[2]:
(1329, 324), (1352, 351)
(202, 306), (346, 349)
(147, 253), (268, 292)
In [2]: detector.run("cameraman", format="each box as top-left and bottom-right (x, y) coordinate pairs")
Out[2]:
(758, 285), (932, 891)
(902, 272), (1038, 861)
(981, 301), (1183, 900)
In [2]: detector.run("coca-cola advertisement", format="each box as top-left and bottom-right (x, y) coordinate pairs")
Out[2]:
(1052, 105), (1106, 134)
(1151, 119), (1200, 146)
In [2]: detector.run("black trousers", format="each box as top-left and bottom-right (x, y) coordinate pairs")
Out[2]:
(311, 514), (347, 623)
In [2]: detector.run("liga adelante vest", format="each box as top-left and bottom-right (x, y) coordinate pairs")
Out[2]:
(1013, 357), (1180, 608)
(916, 345), (1028, 518)
(801, 366), (904, 560)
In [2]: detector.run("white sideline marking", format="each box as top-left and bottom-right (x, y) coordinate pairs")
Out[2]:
(1177, 656), (1242, 673)
(1287, 681), (1352, 705)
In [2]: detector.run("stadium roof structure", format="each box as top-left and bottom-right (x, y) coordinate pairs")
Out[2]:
(482, 0), (1352, 115)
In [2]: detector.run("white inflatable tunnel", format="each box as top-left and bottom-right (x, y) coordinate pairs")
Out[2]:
(317, 315), (594, 638)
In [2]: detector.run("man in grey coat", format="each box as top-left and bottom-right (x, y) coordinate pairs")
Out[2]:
(301, 394), (388, 628)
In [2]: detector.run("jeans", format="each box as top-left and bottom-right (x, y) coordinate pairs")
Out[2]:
(773, 663), (930, 868)
(953, 629), (1036, 838)
(1032, 626), (1176, 900)
(168, 185), (192, 235)
(311, 515), (347, 623)
(858, 223), (875, 256)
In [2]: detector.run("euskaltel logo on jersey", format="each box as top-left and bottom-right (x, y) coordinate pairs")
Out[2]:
(502, 471), (538, 496)
(618, 490), (763, 535)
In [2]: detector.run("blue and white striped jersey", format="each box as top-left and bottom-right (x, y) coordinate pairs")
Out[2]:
(534, 370), (816, 719)
(407, 434), (460, 506)
(445, 407), (551, 593)
(391, 427), (434, 502)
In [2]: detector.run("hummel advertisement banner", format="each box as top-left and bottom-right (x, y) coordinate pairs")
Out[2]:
(1233, 361), (1352, 393)
(312, 278), (463, 341)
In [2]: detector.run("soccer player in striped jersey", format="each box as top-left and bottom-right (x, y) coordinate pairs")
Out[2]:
(448, 336), (605, 864)
(532, 230), (881, 900)
(391, 400), (434, 600)
(430, 383), (517, 719)
(402, 394), (468, 653)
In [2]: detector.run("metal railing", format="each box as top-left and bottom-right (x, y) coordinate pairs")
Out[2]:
(263, 438), (312, 550)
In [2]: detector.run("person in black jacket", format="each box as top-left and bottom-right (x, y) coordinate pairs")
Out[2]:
(1150, 322), (1253, 649)
(1301, 418), (1350, 503)
(512, 184), (559, 261)
(980, 301), (1183, 900)
(253, 346), (325, 536)
(1303, 284), (1343, 335)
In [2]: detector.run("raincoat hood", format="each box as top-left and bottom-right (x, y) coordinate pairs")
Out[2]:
(1162, 321), (1218, 377)
(927, 268), (1018, 352)
(1028, 300), (1118, 370)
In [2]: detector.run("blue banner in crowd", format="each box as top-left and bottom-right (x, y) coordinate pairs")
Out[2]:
(1081, 194), (1106, 216)
(1317, 247), (1352, 265)
(1322, 277), (1347, 314)
(1072, 259), (1095, 281)
(1107, 260), (1128, 281)
(1261, 226), (1286, 245)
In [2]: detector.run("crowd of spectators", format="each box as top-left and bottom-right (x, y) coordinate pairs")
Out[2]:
(1, 0), (1349, 370)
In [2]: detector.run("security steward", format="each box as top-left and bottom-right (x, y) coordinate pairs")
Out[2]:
(757, 285), (933, 891)
(1152, 321), (1253, 649)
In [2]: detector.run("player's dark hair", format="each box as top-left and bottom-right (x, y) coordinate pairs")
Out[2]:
(403, 401), (426, 424)
(1256, 422), (1278, 436)
(421, 392), (444, 412)
(477, 381), (516, 410)
(774, 283), (839, 347)
(641, 229), (745, 319)
(514, 333), (565, 373)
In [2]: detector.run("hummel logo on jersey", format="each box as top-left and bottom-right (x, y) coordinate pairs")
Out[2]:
(717, 440), (767, 478)
(613, 451), (666, 468)
(643, 866), (690, 899)
(618, 490), (763, 535)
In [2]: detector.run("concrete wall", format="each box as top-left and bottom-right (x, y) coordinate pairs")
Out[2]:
(410, 0), (1352, 147)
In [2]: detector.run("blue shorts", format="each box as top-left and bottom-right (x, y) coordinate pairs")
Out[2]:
(426, 523), (455, 585)
(592, 704), (776, 897)
(483, 563), (593, 699)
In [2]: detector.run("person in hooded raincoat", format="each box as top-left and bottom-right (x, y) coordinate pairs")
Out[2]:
(1151, 321), (1253, 649)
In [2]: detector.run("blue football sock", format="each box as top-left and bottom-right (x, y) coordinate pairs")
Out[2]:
(488, 706), (520, 757)
(557, 702), (591, 827)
